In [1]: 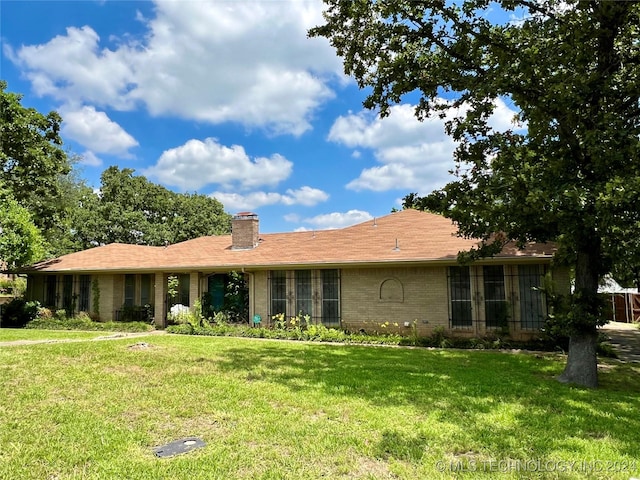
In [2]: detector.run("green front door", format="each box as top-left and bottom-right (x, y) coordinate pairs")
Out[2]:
(208, 275), (226, 312)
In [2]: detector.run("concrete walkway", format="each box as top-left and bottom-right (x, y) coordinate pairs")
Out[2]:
(600, 321), (640, 363)
(0, 330), (167, 347)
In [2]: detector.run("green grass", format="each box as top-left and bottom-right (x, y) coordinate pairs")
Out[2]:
(0, 333), (638, 479)
(0, 328), (106, 342)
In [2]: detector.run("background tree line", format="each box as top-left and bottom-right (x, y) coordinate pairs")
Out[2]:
(0, 80), (231, 268)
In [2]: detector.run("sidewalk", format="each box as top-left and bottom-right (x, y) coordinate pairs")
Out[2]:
(0, 330), (166, 348)
(600, 321), (640, 363)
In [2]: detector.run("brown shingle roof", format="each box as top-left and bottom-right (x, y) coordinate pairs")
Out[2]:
(26, 209), (554, 273)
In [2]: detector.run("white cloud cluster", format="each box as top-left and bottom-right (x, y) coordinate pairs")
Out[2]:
(7, 0), (340, 137)
(301, 210), (373, 230)
(211, 186), (329, 212)
(61, 105), (138, 157)
(145, 138), (294, 191)
(329, 100), (519, 194)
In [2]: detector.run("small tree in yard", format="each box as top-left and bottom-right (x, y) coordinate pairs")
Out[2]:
(311, 1), (640, 387)
(0, 187), (46, 268)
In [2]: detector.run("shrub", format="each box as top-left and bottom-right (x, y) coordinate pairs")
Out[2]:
(26, 316), (154, 332)
(36, 307), (53, 320)
(212, 311), (229, 326)
(0, 277), (27, 297)
(0, 278), (11, 294)
(430, 326), (451, 348)
(75, 311), (92, 322)
(167, 319), (403, 346)
(0, 299), (40, 328)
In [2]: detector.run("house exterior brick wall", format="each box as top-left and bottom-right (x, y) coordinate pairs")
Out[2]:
(26, 274), (45, 305)
(154, 272), (165, 326)
(108, 275), (123, 321)
(251, 271), (270, 325)
(247, 263), (567, 340)
(189, 272), (199, 308)
(341, 266), (449, 336)
(248, 266), (450, 335)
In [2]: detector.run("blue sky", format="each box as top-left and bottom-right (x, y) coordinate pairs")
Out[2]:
(1, 0), (518, 234)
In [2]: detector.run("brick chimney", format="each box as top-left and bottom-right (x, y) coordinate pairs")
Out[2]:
(231, 212), (259, 250)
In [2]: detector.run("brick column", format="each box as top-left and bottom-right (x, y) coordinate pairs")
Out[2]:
(154, 272), (165, 328)
(189, 272), (200, 308)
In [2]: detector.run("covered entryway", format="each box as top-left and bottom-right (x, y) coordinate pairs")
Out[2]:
(203, 273), (249, 322)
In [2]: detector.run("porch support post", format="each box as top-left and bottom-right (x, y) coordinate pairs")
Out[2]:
(189, 272), (199, 308)
(154, 272), (165, 328)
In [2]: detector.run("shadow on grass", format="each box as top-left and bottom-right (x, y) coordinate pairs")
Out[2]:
(213, 341), (640, 460)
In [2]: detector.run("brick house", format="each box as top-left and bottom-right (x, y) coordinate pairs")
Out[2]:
(22, 209), (568, 339)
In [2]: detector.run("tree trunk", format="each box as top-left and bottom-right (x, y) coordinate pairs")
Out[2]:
(557, 329), (599, 388)
(557, 245), (602, 388)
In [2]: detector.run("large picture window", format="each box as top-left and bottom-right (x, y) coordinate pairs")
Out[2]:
(79, 275), (91, 312)
(124, 274), (135, 307)
(519, 265), (545, 329)
(447, 264), (548, 332)
(45, 276), (57, 307)
(140, 274), (152, 306)
(62, 275), (74, 313)
(449, 266), (472, 327)
(295, 270), (313, 317)
(483, 266), (508, 328)
(270, 271), (287, 316)
(322, 269), (340, 327)
(269, 269), (340, 327)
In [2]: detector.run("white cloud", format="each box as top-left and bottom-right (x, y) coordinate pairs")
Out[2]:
(211, 186), (328, 212)
(284, 186), (329, 206)
(61, 105), (138, 156)
(79, 150), (102, 167)
(329, 104), (455, 193)
(302, 210), (373, 230)
(329, 99), (519, 193)
(145, 138), (293, 191)
(7, 1), (341, 136)
(284, 213), (301, 223)
(6, 26), (136, 110)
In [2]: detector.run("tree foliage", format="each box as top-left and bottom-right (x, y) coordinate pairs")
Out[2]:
(68, 167), (232, 248)
(311, 0), (640, 387)
(0, 83), (232, 262)
(0, 81), (71, 234)
(0, 186), (46, 269)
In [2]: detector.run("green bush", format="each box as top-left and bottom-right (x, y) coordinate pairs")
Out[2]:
(26, 316), (154, 332)
(36, 307), (53, 320)
(0, 277), (27, 297)
(166, 321), (403, 345)
(1, 299), (40, 328)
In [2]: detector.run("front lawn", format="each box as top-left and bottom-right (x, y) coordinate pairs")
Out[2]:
(0, 328), (106, 343)
(0, 333), (638, 479)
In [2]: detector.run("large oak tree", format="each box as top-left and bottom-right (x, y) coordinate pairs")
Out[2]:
(0, 81), (71, 235)
(310, 0), (640, 387)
